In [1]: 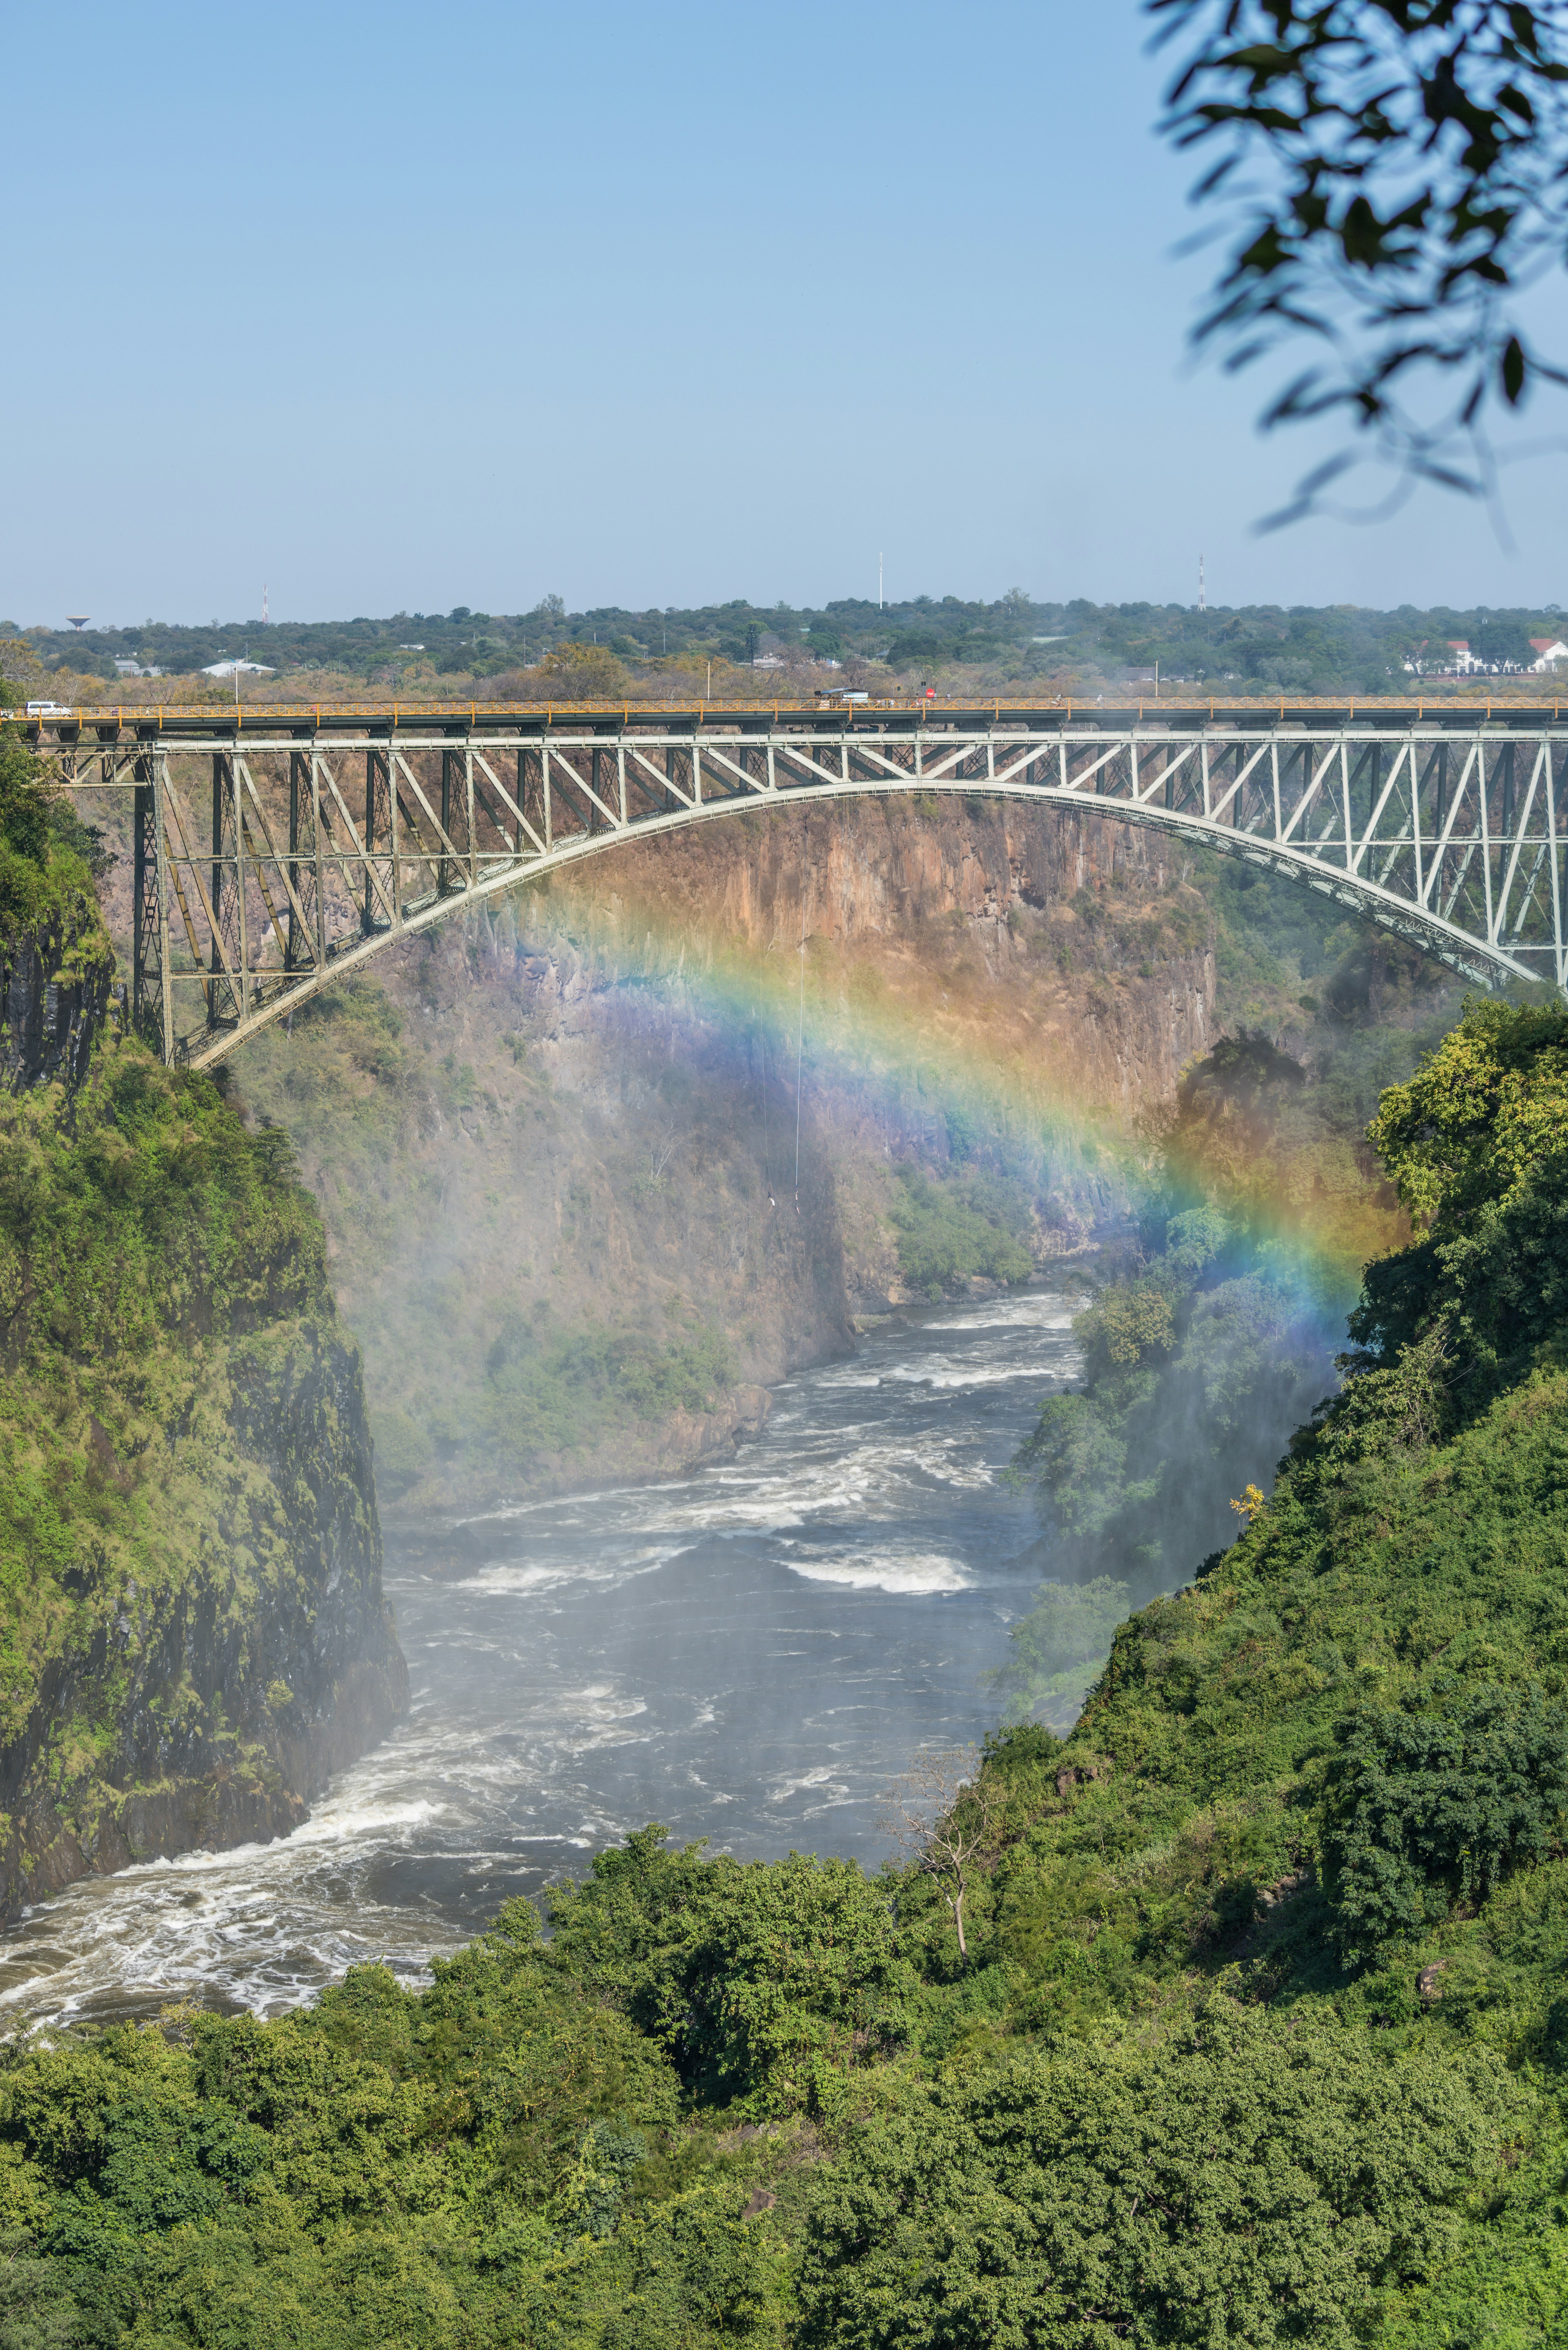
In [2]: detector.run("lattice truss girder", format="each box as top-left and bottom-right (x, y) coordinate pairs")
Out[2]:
(60, 724), (1568, 1065)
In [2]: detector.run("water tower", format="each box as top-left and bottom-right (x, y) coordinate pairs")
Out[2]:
(65, 615), (90, 630)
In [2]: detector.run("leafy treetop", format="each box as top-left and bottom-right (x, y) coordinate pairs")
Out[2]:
(1365, 994), (1568, 1231)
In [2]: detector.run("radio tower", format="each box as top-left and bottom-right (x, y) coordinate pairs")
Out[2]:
(262, 581), (269, 625)
(1198, 555), (1206, 613)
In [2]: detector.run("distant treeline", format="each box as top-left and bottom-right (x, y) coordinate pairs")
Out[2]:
(9, 593), (1568, 691)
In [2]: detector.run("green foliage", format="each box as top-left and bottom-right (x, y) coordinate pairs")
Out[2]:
(887, 1166), (1033, 1298)
(0, 2230), (79, 2349)
(546, 1828), (913, 2116)
(797, 2007), (1507, 2349)
(0, 739), (102, 933)
(0, 979), (380, 1863)
(37, 591), (1568, 700)
(1321, 1687), (1568, 1967)
(1152, 0), (1568, 511)
(0, 740), (51, 869)
(988, 1577), (1131, 1728)
(1368, 998), (1568, 1235)
(1347, 1004), (1568, 1420)
(0, 1901), (791, 2349)
(481, 1318), (734, 1468)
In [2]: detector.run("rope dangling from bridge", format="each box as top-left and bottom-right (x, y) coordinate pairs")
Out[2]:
(795, 815), (807, 1213)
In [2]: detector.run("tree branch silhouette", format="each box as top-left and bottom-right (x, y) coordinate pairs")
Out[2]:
(1150, 1), (1568, 522)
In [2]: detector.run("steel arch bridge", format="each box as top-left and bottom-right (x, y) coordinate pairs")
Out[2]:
(35, 699), (1568, 1065)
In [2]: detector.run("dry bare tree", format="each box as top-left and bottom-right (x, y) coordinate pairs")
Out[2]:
(879, 1744), (993, 1961)
(647, 1123), (685, 1186)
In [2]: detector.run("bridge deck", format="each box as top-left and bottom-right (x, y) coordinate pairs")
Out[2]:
(16, 694), (1568, 743)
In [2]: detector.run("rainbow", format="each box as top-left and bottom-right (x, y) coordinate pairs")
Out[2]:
(498, 854), (1399, 1333)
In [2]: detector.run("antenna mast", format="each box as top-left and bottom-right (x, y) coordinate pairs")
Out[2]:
(878, 552), (883, 610)
(1198, 555), (1205, 614)
(262, 581), (269, 625)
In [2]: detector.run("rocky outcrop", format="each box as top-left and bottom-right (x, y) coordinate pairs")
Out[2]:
(612, 796), (1217, 1111)
(0, 876), (114, 1094)
(0, 1299), (408, 1922)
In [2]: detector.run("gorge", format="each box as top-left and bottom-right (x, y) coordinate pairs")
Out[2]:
(2, 765), (1458, 1933)
(7, 730), (1565, 2349)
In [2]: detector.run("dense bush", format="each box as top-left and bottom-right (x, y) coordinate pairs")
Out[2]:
(547, 1828), (913, 2114)
(1322, 1688), (1568, 1964)
(797, 2009), (1505, 2350)
(887, 1166), (1033, 1297)
(1348, 1001), (1568, 1414)
(0, 734), (105, 928)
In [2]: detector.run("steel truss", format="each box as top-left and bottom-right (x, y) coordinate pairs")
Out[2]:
(58, 718), (1568, 1064)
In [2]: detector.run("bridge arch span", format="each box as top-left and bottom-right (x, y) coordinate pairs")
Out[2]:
(53, 710), (1568, 1062)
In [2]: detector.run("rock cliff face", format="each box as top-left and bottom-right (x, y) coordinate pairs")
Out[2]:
(0, 872), (114, 1094)
(236, 800), (1222, 1515)
(0, 1309), (408, 1913)
(619, 797), (1217, 1115)
(0, 882), (407, 1917)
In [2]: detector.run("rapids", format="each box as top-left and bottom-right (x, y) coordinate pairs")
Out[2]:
(0, 1285), (1084, 2031)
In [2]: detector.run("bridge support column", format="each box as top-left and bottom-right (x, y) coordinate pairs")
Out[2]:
(439, 747), (463, 893)
(131, 751), (172, 1061)
(440, 749), (459, 893)
(365, 749), (391, 932)
(287, 752), (308, 971)
(208, 752), (241, 1028)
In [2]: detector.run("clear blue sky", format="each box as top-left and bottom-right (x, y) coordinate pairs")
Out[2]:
(7, 0), (1568, 626)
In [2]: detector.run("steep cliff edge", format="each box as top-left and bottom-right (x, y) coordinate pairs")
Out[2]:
(0, 871), (112, 1096)
(0, 769), (406, 1917)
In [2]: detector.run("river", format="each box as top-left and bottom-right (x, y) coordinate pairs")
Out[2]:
(0, 1284), (1084, 2032)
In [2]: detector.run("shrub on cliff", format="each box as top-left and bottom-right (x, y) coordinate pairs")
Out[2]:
(0, 1047), (329, 1373)
(0, 1017), (393, 1847)
(889, 1166), (1033, 1297)
(0, 736), (100, 932)
(1346, 999), (1568, 1414)
(1321, 1688), (1568, 1965)
(0, 739), (51, 871)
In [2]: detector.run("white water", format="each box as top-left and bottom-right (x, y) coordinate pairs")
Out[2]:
(0, 1286), (1082, 2032)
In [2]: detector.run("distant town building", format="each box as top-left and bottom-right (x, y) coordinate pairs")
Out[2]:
(1405, 640), (1488, 676)
(200, 659), (275, 678)
(1530, 636), (1568, 668)
(114, 659), (162, 677)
